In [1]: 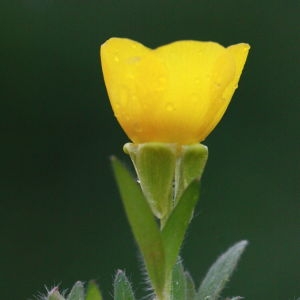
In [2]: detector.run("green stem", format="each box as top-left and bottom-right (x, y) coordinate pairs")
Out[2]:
(156, 275), (172, 300)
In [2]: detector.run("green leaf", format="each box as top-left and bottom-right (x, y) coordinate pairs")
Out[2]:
(66, 281), (84, 300)
(184, 271), (196, 300)
(111, 157), (166, 297)
(170, 260), (187, 300)
(47, 288), (65, 300)
(196, 240), (248, 300)
(113, 270), (135, 300)
(161, 181), (199, 276)
(86, 281), (103, 300)
(170, 260), (196, 300)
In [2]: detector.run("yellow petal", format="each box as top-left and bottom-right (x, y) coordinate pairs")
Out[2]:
(100, 38), (250, 144)
(100, 37), (150, 122)
(224, 43), (250, 101)
(150, 41), (233, 143)
(200, 43), (250, 139)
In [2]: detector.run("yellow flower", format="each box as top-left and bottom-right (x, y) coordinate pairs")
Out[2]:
(101, 38), (250, 144)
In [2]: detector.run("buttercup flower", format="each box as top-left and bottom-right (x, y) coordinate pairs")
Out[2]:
(101, 38), (250, 144)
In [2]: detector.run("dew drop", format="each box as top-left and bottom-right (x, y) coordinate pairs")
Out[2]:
(155, 76), (167, 91)
(159, 76), (166, 84)
(190, 93), (199, 103)
(120, 88), (128, 105)
(165, 103), (175, 112)
(114, 55), (119, 62)
(127, 73), (135, 80)
(129, 56), (141, 63)
(134, 123), (143, 133)
(214, 81), (221, 88)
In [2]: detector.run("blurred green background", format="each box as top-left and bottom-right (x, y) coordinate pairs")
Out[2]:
(1, 0), (299, 299)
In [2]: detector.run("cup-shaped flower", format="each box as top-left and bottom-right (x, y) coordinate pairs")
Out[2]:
(101, 38), (249, 144)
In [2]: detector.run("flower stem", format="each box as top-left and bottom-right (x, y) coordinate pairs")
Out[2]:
(156, 278), (172, 300)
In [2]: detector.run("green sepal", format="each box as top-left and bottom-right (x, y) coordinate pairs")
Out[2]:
(111, 157), (166, 298)
(113, 270), (135, 300)
(161, 180), (199, 277)
(66, 281), (84, 300)
(47, 288), (65, 300)
(174, 144), (208, 204)
(196, 240), (248, 300)
(124, 143), (176, 219)
(86, 281), (103, 300)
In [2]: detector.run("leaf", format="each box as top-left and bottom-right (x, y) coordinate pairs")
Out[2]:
(196, 240), (248, 300)
(47, 288), (65, 300)
(111, 157), (166, 297)
(170, 260), (196, 300)
(184, 271), (196, 300)
(66, 281), (84, 300)
(161, 181), (199, 276)
(170, 260), (186, 300)
(86, 281), (103, 300)
(113, 270), (135, 300)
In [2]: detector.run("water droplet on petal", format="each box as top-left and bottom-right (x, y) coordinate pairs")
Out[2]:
(128, 56), (141, 64)
(165, 103), (175, 112)
(191, 93), (199, 103)
(120, 88), (128, 105)
(155, 77), (167, 91)
(114, 55), (119, 62)
(134, 123), (143, 133)
(214, 81), (221, 88)
(126, 73), (135, 81)
(197, 49), (203, 55)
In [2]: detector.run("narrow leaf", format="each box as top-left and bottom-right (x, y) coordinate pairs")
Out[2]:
(170, 260), (186, 300)
(113, 270), (135, 300)
(196, 240), (248, 300)
(47, 288), (65, 300)
(86, 281), (103, 300)
(184, 271), (196, 300)
(111, 157), (165, 296)
(66, 281), (84, 300)
(161, 181), (199, 276)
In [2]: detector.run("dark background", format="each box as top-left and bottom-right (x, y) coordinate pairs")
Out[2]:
(1, 0), (299, 299)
